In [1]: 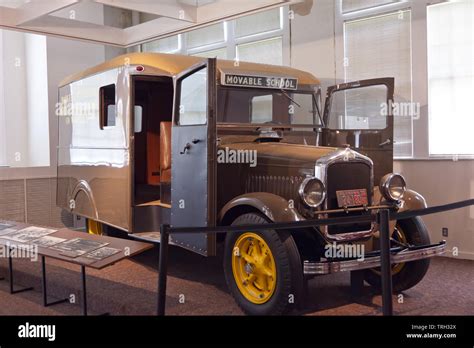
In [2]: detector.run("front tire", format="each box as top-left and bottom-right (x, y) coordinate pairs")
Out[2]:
(223, 212), (303, 315)
(364, 217), (431, 292)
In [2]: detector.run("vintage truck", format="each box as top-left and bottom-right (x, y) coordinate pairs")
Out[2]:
(56, 52), (445, 315)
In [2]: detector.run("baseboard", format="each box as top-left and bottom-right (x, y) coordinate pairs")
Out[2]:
(439, 249), (474, 261)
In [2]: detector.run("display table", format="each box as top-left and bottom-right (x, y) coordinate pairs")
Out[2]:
(0, 221), (153, 315)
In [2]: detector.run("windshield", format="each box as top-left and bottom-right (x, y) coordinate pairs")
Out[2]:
(217, 87), (321, 127)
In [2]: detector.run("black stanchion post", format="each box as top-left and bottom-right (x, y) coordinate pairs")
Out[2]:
(81, 265), (87, 316)
(157, 224), (170, 316)
(378, 209), (393, 316)
(350, 270), (364, 297)
(8, 250), (14, 294)
(42, 256), (47, 306)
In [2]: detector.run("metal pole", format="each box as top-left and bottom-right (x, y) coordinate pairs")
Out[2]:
(157, 224), (170, 316)
(42, 256), (47, 306)
(8, 250), (13, 294)
(81, 265), (87, 316)
(379, 209), (393, 316)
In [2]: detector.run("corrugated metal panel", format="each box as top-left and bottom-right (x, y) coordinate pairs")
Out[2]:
(26, 178), (51, 226)
(0, 178), (73, 228)
(0, 179), (26, 222)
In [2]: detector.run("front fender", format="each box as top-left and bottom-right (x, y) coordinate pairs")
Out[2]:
(399, 189), (428, 212)
(218, 192), (303, 225)
(373, 187), (427, 238)
(374, 187), (427, 212)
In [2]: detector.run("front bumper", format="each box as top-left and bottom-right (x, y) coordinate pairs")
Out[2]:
(303, 241), (446, 275)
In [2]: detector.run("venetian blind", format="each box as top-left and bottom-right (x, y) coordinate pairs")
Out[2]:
(344, 10), (413, 157)
(342, 0), (402, 14)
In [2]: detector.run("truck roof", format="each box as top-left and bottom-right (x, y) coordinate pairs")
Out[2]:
(59, 52), (320, 88)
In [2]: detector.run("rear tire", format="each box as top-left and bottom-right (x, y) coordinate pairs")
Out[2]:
(364, 217), (431, 292)
(223, 212), (303, 315)
(85, 219), (128, 238)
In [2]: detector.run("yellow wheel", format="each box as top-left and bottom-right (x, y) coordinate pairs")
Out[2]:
(223, 213), (303, 315)
(370, 225), (408, 276)
(231, 232), (277, 304)
(86, 219), (103, 235)
(391, 226), (408, 275)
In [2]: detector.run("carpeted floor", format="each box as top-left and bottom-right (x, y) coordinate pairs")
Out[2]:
(0, 245), (472, 316)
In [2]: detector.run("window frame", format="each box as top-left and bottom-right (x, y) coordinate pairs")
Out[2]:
(99, 83), (116, 130)
(175, 65), (209, 126)
(335, 0), (459, 160)
(140, 7), (290, 66)
(0, 30), (6, 167)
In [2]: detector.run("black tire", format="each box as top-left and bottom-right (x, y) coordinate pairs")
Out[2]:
(364, 217), (431, 292)
(223, 212), (303, 315)
(103, 224), (129, 238)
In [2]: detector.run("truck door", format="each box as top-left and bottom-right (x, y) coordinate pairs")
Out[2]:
(170, 58), (217, 256)
(322, 78), (395, 183)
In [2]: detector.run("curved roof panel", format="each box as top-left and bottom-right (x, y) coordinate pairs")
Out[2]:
(59, 52), (320, 87)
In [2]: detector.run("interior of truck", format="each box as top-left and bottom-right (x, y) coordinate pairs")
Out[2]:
(132, 76), (173, 207)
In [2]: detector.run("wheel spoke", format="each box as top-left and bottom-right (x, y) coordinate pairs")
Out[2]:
(252, 240), (262, 256)
(240, 250), (253, 264)
(262, 265), (273, 277)
(258, 274), (269, 291)
(246, 273), (257, 284)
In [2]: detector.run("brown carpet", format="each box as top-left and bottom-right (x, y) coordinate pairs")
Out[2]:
(0, 246), (472, 315)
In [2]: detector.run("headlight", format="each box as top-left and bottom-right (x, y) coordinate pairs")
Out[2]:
(299, 177), (326, 208)
(380, 173), (406, 201)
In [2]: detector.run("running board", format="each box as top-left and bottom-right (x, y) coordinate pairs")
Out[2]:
(303, 241), (446, 275)
(128, 232), (177, 245)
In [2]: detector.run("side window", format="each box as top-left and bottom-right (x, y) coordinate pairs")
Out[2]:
(177, 67), (207, 125)
(328, 84), (388, 130)
(251, 95), (273, 123)
(100, 84), (116, 129)
(134, 105), (143, 133)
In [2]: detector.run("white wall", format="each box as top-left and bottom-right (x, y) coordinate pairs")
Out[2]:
(0, 1), (125, 179)
(25, 34), (49, 167)
(289, 0), (473, 259)
(394, 161), (474, 260)
(2, 30), (29, 167)
(290, 0), (336, 92)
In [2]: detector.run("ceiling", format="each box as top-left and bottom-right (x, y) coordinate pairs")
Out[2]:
(0, 0), (302, 47)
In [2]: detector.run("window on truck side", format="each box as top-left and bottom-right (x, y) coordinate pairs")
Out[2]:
(99, 84), (116, 129)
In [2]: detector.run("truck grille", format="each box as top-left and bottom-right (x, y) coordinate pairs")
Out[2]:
(326, 162), (372, 235)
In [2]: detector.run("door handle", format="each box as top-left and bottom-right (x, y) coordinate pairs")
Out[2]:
(180, 143), (191, 154)
(379, 139), (391, 147)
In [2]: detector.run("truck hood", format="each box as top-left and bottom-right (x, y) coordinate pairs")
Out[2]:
(218, 141), (338, 168)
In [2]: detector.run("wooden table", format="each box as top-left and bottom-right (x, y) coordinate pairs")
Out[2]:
(0, 221), (153, 315)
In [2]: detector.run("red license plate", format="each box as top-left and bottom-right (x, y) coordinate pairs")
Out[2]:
(336, 189), (368, 208)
